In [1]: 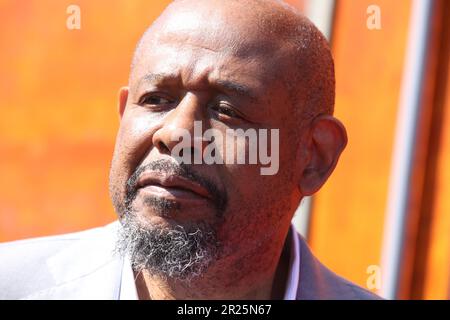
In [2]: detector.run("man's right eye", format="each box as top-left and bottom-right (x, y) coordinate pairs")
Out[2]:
(139, 94), (173, 106)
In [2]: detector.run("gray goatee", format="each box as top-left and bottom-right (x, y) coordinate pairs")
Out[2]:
(116, 213), (219, 281)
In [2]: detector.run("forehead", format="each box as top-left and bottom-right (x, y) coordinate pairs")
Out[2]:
(133, 44), (278, 96)
(130, 8), (293, 94)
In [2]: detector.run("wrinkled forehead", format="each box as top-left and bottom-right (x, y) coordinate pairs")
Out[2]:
(129, 5), (293, 92)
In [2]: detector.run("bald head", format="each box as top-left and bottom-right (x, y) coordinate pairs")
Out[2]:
(130, 0), (335, 121)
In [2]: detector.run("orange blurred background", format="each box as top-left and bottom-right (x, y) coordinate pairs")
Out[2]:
(0, 0), (448, 299)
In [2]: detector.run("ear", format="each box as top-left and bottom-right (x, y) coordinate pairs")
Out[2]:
(118, 86), (129, 119)
(298, 115), (348, 196)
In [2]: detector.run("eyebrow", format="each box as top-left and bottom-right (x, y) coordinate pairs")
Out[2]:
(138, 72), (178, 88)
(137, 72), (259, 103)
(214, 79), (259, 103)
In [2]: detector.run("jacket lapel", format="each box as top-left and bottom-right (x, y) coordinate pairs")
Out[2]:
(296, 233), (359, 299)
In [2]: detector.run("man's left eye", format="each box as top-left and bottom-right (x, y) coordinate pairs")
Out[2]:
(212, 104), (241, 119)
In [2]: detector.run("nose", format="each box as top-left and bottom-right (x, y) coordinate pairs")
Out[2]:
(152, 92), (209, 160)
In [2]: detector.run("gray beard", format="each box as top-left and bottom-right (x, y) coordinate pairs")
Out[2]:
(115, 212), (219, 281)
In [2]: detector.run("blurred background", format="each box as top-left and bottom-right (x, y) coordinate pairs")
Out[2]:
(0, 0), (448, 300)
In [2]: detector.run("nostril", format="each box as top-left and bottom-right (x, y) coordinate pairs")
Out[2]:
(157, 141), (170, 154)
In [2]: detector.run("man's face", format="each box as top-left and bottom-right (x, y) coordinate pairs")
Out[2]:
(109, 4), (303, 277)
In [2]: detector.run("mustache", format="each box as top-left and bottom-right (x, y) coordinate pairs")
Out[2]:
(125, 159), (228, 214)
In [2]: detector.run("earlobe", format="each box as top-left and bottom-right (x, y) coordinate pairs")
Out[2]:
(298, 115), (348, 196)
(118, 86), (129, 119)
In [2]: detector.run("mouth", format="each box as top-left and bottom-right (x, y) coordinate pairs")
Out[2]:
(136, 171), (212, 203)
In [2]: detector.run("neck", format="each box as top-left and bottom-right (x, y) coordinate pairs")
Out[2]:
(134, 227), (292, 300)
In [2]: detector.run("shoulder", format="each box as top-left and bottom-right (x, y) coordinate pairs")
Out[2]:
(0, 221), (119, 299)
(295, 232), (382, 300)
(0, 222), (116, 261)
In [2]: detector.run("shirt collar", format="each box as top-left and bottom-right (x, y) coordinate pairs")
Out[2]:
(119, 254), (139, 300)
(283, 224), (301, 300)
(119, 224), (300, 300)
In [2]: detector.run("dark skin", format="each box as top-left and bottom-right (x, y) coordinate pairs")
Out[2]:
(109, 0), (347, 299)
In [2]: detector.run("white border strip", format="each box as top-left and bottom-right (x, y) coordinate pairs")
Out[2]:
(380, 0), (433, 300)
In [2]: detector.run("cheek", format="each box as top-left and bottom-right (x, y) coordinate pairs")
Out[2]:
(215, 131), (299, 228)
(224, 164), (261, 198)
(125, 110), (162, 138)
(115, 111), (160, 165)
(109, 112), (160, 192)
(211, 126), (294, 201)
(215, 172), (294, 251)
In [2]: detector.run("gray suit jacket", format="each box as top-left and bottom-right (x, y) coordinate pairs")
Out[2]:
(0, 221), (380, 300)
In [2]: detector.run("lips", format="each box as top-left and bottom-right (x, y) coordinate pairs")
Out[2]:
(136, 171), (212, 200)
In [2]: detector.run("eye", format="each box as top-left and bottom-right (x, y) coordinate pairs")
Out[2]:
(138, 93), (174, 106)
(211, 103), (241, 119)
